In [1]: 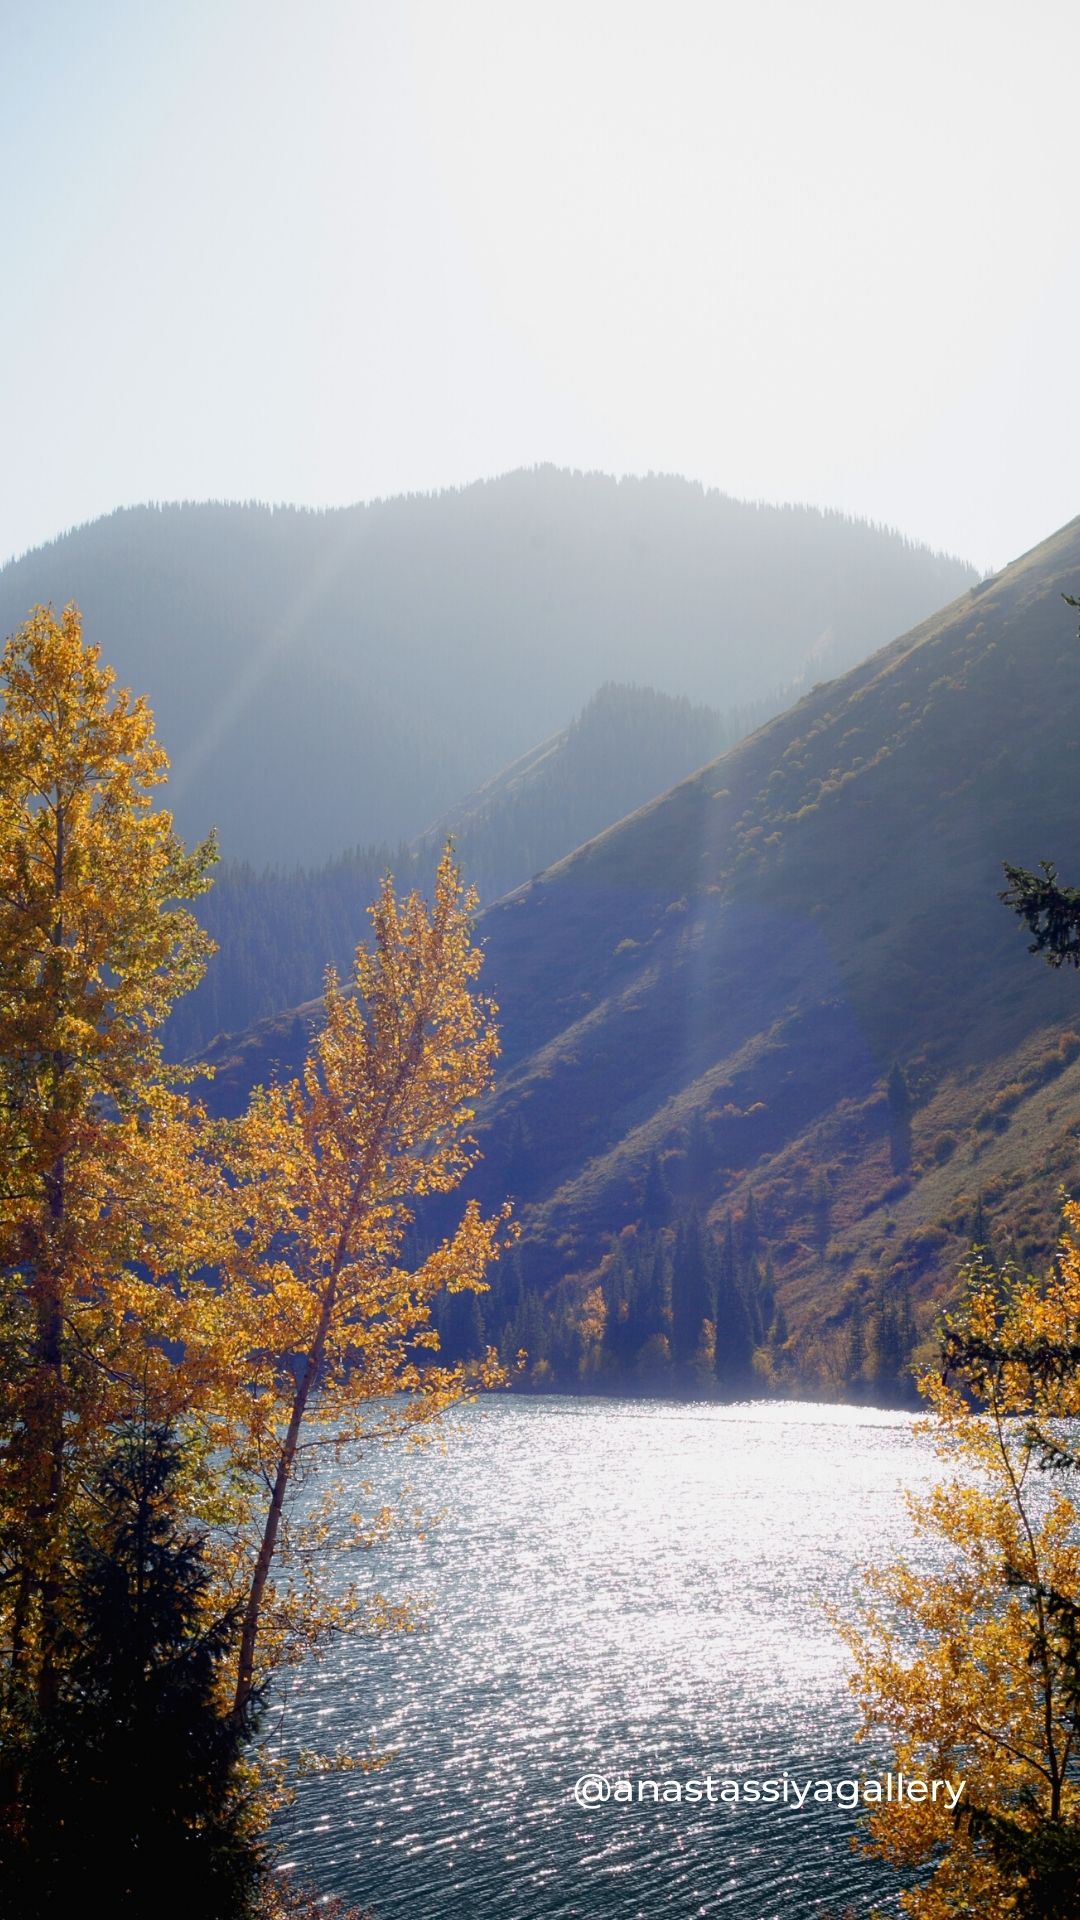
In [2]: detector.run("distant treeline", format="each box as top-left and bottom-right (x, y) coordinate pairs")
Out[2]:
(0, 469), (978, 865)
(433, 1166), (919, 1405)
(166, 682), (781, 1056)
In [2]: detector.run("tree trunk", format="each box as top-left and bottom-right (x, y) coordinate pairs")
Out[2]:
(232, 1004), (427, 1724)
(231, 1271), (340, 1725)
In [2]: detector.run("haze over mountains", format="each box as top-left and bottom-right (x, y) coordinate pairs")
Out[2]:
(166, 680), (785, 1055)
(202, 515), (1080, 1397)
(8, 459), (1060, 1399)
(0, 467), (975, 865)
(421, 678), (765, 898)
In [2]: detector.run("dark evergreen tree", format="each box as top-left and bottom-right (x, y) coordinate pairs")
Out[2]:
(742, 1254), (767, 1344)
(502, 1113), (535, 1196)
(717, 1214), (737, 1298)
(623, 1230), (670, 1370)
(0, 1421), (263, 1920)
(844, 1296), (866, 1390)
(1002, 855), (1080, 970)
(485, 1241), (525, 1338)
(504, 1287), (549, 1376)
(601, 1243), (635, 1370)
(683, 1109), (714, 1198)
(897, 1282), (918, 1366)
(548, 1279), (584, 1379)
(640, 1150), (672, 1229)
(670, 1213), (714, 1368)
(964, 1801), (1080, 1920)
(714, 1215), (755, 1394)
(741, 1190), (761, 1267)
(868, 1281), (916, 1402)
(435, 1287), (486, 1365)
(999, 596), (1080, 976)
(886, 1062), (914, 1172)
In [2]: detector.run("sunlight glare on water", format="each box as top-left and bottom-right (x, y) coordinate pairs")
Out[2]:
(278, 1397), (941, 1918)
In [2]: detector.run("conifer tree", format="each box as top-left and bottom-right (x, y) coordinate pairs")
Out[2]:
(1000, 596), (1080, 971)
(0, 1420), (262, 1920)
(502, 1113), (534, 1196)
(886, 1061), (913, 1172)
(623, 1229), (668, 1364)
(601, 1242), (634, 1370)
(435, 1287), (486, 1365)
(683, 1110), (713, 1198)
(868, 1281), (907, 1399)
(640, 1149), (671, 1228)
(741, 1191), (761, 1266)
(714, 1214), (754, 1394)
(844, 1295), (866, 1391)
(510, 1288), (548, 1377)
(670, 1213), (713, 1368)
(743, 1254), (767, 1343)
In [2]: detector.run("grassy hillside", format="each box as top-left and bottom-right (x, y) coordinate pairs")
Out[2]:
(197, 516), (1080, 1399)
(0, 470), (975, 864)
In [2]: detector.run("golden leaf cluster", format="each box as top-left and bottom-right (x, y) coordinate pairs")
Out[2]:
(0, 604), (513, 1772)
(840, 1210), (1080, 1917)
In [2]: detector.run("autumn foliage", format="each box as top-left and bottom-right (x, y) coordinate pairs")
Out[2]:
(0, 602), (220, 1715)
(0, 604), (509, 1905)
(220, 854), (511, 1719)
(841, 1209), (1080, 1918)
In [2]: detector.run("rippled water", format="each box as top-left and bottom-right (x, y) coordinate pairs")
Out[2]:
(276, 1397), (941, 1919)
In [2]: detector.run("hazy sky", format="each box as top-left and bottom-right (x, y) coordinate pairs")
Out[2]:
(3, 0), (1078, 572)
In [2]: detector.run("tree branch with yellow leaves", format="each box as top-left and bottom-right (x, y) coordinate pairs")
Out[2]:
(221, 848), (513, 1724)
(838, 1214), (1080, 1919)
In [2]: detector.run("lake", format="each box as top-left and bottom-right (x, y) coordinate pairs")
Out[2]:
(274, 1397), (941, 1918)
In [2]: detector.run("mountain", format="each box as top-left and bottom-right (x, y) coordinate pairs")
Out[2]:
(198, 515), (1080, 1400)
(165, 680), (780, 1057)
(419, 680), (780, 897)
(0, 469), (976, 864)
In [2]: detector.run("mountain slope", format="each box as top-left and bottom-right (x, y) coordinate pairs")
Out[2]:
(0, 470), (975, 863)
(200, 515), (1080, 1393)
(165, 681), (780, 1055)
(417, 680), (781, 896)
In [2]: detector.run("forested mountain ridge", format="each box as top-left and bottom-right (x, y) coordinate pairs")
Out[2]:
(418, 678), (776, 892)
(0, 468), (976, 864)
(199, 516), (1080, 1401)
(166, 680), (780, 1055)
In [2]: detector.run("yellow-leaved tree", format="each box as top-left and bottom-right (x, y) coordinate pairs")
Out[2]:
(0, 603), (512, 1877)
(0, 603), (220, 1717)
(217, 850), (513, 1723)
(840, 1211), (1080, 1919)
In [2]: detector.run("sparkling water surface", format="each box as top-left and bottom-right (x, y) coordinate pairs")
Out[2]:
(276, 1397), (940, 1918)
